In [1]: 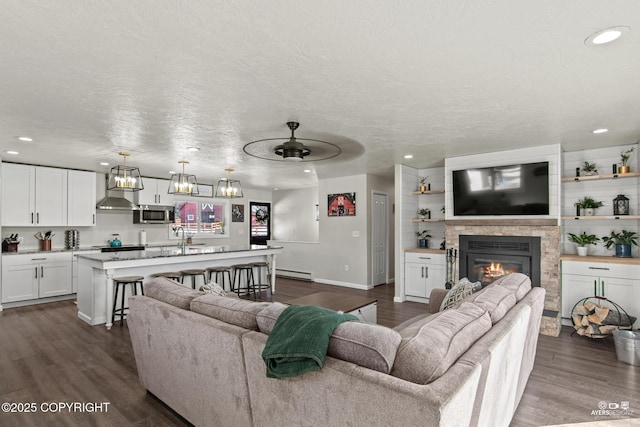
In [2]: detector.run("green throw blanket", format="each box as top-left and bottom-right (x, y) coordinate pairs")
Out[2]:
(262, 305), (357, 378)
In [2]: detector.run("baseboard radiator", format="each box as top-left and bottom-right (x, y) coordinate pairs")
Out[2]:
(275, 269), (313, 282)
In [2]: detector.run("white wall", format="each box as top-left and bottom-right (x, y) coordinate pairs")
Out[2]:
(272, 188), (319, 242)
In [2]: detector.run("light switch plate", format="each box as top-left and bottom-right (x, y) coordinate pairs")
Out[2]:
(352, 231), (360, 237)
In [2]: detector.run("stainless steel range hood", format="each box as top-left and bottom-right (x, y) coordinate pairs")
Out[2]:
(96, 177), (139, 210)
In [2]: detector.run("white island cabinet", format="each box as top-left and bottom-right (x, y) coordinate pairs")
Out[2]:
(76, 245), (282, 329)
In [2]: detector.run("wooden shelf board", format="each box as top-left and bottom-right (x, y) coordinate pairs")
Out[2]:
(412, 218), (445, 222)
(562, 172), (640, 182)
(411, 190), (445, 195)
(561, 215), (640, 220)
(560, 254), (640, 265)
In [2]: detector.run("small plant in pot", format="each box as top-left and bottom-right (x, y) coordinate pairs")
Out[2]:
(418, 208), (431, 219)
(581, 161), (598, 176)
(602, 230), (638, 258)
(418, 176), (430, 192)
(567, 232), (600, 256)
(574, 196), (604, 216)
(416, 230), (432, 248)
(619, 146), (635, 174)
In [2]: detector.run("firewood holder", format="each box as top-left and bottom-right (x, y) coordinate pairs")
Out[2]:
(571, 296), (635, 339)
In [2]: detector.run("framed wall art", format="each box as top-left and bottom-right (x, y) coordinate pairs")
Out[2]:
(232, 204), (245, 222)
(327, 192), (356, 216)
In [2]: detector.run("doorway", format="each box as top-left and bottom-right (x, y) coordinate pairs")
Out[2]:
(250, 202), (271, 246)
(371, 191), (388, 286)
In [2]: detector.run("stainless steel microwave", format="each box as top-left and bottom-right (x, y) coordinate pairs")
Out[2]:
(133, 205), (175, 224)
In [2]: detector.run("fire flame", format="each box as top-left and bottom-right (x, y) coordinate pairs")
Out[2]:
(485, 262), (505, 277)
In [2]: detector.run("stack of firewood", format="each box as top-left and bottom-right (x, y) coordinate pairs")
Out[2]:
(572, 300), (636, 338)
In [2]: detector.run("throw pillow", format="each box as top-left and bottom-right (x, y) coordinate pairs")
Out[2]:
(439, 277), (481, 311)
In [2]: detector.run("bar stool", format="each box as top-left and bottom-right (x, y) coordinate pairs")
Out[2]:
(151, 271), (183, 281)
(232, 264), (255, 296)
(251, 262), (271, 298)
(180, 268), (207, 289)
(206, 266), (233, 291)
(112, 276), (144, 327)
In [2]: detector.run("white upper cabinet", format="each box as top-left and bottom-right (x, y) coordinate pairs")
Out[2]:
(134, 177), (175, 206)
(68, 170), (97, 226)
(1, 164), (67, 226)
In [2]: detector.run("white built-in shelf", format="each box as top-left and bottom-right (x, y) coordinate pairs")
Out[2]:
(561, 172), (640, 182)
(412, 218), (445, 222)
(561, 215), (640, 220)
(411, 190), (445, 195)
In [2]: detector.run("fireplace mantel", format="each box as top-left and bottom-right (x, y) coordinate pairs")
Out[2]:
(445, 219), (559, 227)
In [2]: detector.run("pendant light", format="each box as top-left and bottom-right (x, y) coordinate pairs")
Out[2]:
(215, 168), (244, 198)
(107, 152), (144, 191)
(168, 160), (199, 195)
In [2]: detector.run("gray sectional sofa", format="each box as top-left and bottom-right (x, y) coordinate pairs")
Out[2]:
(128, 273), (544, 427)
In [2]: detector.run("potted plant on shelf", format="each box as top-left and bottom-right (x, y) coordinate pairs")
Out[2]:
(602, 230), (638, 258)
(416, 230), (432, 248)
(418, 208), (431, 219)
(574, 196), (604, 216)
(581, 161), (598, 176)
(418, 176), (430, 192)
(567, 232), (600, 256)
(619, 146), (635, 174)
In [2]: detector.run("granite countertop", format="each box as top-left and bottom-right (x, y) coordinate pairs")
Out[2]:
(75, 245), (283, 262)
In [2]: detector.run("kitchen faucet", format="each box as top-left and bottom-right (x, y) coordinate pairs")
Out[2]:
(172, 226), (186, 253)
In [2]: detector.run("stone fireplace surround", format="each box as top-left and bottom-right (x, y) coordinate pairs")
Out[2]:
(445, 220), (561, 336)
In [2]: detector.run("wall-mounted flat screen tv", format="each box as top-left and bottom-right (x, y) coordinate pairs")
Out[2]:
(452, 161), (549, 216)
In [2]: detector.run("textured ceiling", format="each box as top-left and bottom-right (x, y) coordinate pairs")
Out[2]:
(1, 1), (640, 190)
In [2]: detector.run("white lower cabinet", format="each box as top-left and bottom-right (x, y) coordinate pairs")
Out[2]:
(404, 252), (445, 300)
(561, 260), (639, 321)
(2, 252), (73, 303)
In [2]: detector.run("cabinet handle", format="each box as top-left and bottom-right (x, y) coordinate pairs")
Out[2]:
(425, 266), (429, 278)
(31, 257), (47, 261)
(419, 257), (431, 260)
(594, 280), (597, 295)
(588, 266), (610, 271)
(31, 212), (34, 224)
(421, 266), (424, 278)
(601, 280), (605, 296)
(35, 267), (38, 279)
(93, 214), (95, 224)
(41, 266), (44, 277)
(158, 194), (160, 204)
(36, 212), (39, 224)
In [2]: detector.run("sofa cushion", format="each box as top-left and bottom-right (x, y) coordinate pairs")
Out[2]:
(191, 294), (271, 330)
(257, 302), (402, 374)
(494, 272), (532, 302)
(440, 278), (481, 311)
(144, 277), (203, 310)
(471, 285), (517, 324)
(390, 302), (492, 384)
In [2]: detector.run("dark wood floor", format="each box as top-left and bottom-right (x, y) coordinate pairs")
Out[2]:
(0, 278), (638, 426)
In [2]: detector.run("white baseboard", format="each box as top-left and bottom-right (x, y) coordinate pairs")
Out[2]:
(393, 296), (404, 303)
(314, 278), (371, 290)
(275, 269), (313, 281)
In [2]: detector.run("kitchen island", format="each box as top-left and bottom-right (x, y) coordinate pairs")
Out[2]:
(76, 245), (282, 329)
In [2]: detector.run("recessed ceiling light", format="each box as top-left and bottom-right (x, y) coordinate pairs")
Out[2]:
(5, 150), (19, 155)
(273, 187), (279, 191)
(303, 169), (311, 173)
(100, 162), (109, 166)
(404, 154), (414, 159)
(17, 136), (33, 142)
(186, 147), (200, 152)
(585, 26), (630, 45)
(592, 128), (608, 134)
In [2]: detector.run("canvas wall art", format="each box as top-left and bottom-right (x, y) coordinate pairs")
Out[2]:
(327, 192), (356, 216)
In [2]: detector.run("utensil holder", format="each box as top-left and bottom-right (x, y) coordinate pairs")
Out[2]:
(40, 240), (51, 251)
